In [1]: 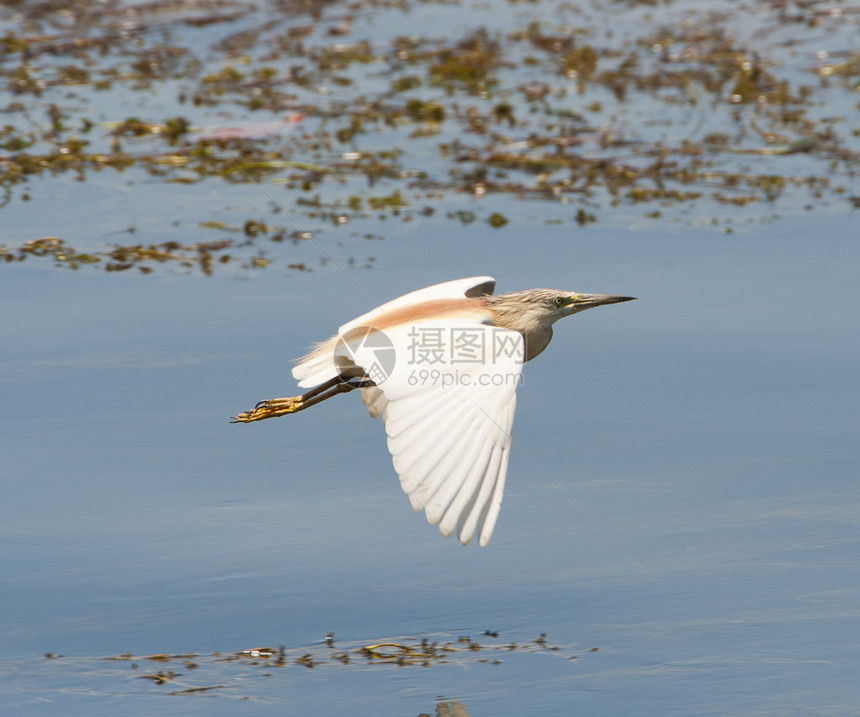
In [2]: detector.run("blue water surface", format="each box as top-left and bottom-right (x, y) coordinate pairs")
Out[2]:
(1, 0), (859, 714)
(3, 200), (859, 715)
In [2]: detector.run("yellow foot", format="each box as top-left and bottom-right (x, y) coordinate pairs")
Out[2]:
(231, 396), (303, 423)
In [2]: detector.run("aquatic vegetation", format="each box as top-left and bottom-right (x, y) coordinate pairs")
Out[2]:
(45, 636), (562, 709)
(60, 631), (587, 695)
(0, 0), (857, 274)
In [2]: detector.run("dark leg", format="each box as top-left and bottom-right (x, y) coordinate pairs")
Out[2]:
(231, 378), (375, 423)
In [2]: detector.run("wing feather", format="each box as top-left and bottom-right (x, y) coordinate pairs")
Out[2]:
(436, 430), (495, 537)
(424, 416), (493, 523)
(478, 412), (513, 547)
(383, 387), (459, 447)
(360, 386), (388, 418)
(402, 411), (482, 512)
(338, 276), (495, 335)
(457, 443), (505, 545)
(292, 277), (496, 388)
(393, 401), (478, 497)
(343, 320), (522, 546)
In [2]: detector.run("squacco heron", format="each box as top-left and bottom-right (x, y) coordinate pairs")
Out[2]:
(233, 276), (635, 547)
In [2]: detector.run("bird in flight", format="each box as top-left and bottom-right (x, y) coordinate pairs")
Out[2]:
(233, 276), (635, 547)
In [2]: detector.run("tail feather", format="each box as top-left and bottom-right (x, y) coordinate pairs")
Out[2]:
(291, 336), (340, 388)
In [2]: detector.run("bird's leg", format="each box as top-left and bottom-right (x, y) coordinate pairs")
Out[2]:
(231, 378), (375, 423)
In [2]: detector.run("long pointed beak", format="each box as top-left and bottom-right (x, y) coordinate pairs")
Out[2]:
(574, 293), (637, 308)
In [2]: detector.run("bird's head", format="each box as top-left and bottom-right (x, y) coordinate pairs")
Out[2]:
(543, 290), (637, 320)
(489, 288), (636, 329)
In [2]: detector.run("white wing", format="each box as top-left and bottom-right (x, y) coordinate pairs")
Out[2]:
(338, 276), (495, 335)
(292, 277), (496, 388)
(343, 319), (523, 546)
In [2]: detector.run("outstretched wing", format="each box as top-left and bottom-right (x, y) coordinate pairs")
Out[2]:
(292, 277), (496, 389)
(338, 276), (495, 335)
(345, 320), (524, 546)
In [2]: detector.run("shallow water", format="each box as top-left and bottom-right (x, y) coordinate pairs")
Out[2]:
(4, 216), (859, 714)
(2, 0), (859, 714)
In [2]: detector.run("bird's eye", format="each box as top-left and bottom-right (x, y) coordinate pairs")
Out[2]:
(553, 296), (566, 307)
